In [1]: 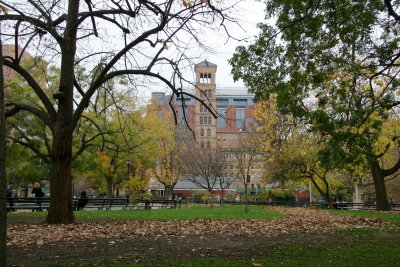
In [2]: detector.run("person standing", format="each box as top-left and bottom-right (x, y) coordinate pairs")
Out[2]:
(6, 183), (14, 212)
(31, 182), (44, 212)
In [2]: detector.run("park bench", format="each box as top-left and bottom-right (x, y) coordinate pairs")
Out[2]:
(6, 197), (51, 212)
(130, 199), (177, 210)
(74, 197), (129, 211)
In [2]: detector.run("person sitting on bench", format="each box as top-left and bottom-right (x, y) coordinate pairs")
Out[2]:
(76, 191), (88, 210)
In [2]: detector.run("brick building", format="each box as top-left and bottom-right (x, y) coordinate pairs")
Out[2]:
(151, 60), (265, 198)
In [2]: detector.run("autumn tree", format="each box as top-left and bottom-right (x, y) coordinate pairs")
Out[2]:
(256, 97), (344, 208)
(231, 0), (400, 210)
(153, 128), (187, 200)
(185, 146), (227, 207)
(268, 134), (342, 208)
(1, 0), (237, 223)
(80, 83), (158, 198)
(232, 130), (263, 213)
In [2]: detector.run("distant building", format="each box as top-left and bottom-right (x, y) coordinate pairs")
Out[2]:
(2, 44), (33, 78)
(150, 60), (265, 198)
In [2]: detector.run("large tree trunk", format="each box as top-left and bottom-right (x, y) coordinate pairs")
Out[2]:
(46, 0), (79, 224)
(322, 178), (333, 209)
(0, 29), (8, 267)
(370, 160), (390, 211)
(164, 184), (174, 200)
(46, 130), (74, 224)
(325, 192), (333, 209)
(106, 176), (113, 198)
(310, 176), (332, 209)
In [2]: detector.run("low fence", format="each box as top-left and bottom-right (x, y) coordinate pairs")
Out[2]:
(180, 199), (400, 210)
(7, 197), (400, 212)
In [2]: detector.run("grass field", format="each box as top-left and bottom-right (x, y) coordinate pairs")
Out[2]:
(7, 204), (284, 221)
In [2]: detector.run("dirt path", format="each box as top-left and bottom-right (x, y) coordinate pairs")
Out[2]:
(8, 231), (361, 266)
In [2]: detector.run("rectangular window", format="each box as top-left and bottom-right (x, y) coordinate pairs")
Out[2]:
(217, 108), (226, 128)
(236, 108), (245, 129)
(233, 99), (247, 106)
(216, 98), (229, 105)
(200, 116), (203, 125)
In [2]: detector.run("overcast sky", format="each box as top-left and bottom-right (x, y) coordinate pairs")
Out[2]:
(200, 0), (266, 88)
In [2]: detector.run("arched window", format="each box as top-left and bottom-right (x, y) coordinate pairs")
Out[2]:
(200, 73), (212, 84)
(207, 129), (211, 136)
(200, 128), (204, 136)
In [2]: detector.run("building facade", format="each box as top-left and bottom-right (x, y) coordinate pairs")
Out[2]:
(151, 60), (264, 198)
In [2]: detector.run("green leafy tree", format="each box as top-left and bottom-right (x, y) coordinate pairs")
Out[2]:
(231, 0), (400, 210)
(255, 96), (345, 208)
(123, 176), (148, 201)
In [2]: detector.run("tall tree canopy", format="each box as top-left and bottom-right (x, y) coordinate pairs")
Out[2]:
(1, 0), (237, 224)
(231, 0), (400, 210)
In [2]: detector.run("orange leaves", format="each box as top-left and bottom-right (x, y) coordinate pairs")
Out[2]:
(181, 0), (191, 8)
(7, 207), (391, 247)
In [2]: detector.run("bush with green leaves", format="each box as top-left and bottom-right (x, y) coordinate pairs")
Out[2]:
(259, 189), (295, 201)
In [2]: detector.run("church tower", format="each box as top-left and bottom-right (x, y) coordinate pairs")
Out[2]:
(194, 60), (217, 149)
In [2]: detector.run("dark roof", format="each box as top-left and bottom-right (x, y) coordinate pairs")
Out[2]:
(195, 60), (217, 68)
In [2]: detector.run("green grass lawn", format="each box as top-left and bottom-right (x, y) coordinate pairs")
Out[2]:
(92, 228), (400, 267)
(7, 204), (283, 222)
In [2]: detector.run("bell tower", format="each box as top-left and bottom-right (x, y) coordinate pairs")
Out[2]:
(194, 60), (217, 149)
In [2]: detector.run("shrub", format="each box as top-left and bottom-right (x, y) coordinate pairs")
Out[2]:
(193, 191), (209, 202)
(259, 189), (295, 201)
